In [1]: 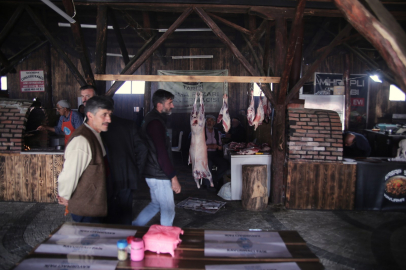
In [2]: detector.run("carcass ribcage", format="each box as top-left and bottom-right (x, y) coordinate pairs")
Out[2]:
(189, 92), (213, 188)
(217, 94), (230, 133)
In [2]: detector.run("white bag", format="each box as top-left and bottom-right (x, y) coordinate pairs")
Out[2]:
(217, 182), (231, 200)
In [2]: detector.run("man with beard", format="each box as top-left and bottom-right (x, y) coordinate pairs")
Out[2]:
(132, 89), (181, 226)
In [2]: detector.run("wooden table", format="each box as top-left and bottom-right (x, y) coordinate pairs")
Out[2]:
(16, 222), (324, 270)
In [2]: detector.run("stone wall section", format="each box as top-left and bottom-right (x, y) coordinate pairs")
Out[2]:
(287, 108), (343, 161)
(0, 99), (32, 152)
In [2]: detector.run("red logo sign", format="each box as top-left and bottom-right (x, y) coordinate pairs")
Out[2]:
(351, 98), (365, 107)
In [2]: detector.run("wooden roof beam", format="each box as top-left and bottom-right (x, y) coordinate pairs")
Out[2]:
(194, 7), (276, 105)
(278, 0), (307, 104)
(334, 0), (406, 92)
(105, 8), (193, 97)
(0, 40), (48, 76)
(121, 10), (167, 66)
(0, 4), (25, 46)
(303, 19), (330, 60)
(206, 12), (252, 36)
(62, 0), (95, 86)
(285, 23), (352, 105)
(96, 74), (279, 83)
(250, 19), (273, 45)
(109, 9), (130, 65)
(25, 5), (86, 86)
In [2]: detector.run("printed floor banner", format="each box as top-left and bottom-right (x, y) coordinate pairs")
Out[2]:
(157, 70), (228, 113)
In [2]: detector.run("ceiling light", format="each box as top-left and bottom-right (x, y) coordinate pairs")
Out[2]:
(159, 28), (212, 32)
(107, 53), (135, 58)
(58, 22), (114, 29)
(172, 55), (213, 59)
(41, 0), (76, 24)
(370, 75), (382, 83)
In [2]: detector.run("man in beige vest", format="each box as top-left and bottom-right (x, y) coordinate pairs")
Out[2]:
(57, 96), (114, 223)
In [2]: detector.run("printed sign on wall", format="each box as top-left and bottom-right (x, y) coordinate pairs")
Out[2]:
(20, 70), (45, 92)
(157, 70), (228, 113)
(314, 73), (369, 130)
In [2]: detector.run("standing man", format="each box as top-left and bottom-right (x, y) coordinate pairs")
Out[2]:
(37, 100), (83, 145)
(205, 115), (229, 191)
(57, 96), (114, 223)
(79, 85), (148, 225)
(80, 85), (97, 106)
(101, 100), (147, 225)
(132, 89), (181, 227)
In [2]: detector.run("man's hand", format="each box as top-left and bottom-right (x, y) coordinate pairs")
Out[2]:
(171, 176), (181, 194)
(57, 195), (69, 206)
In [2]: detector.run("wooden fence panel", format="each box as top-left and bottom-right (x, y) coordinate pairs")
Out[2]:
(286, 160), (356, 210)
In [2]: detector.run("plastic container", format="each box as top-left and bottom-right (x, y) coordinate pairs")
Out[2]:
(117, 239), (128, 261)
(131, 238), (145, 261)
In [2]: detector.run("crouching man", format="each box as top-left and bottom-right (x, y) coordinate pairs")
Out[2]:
(57, 96), (114, 223)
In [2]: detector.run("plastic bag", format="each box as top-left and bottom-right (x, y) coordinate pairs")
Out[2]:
(217, 182), (231, 200)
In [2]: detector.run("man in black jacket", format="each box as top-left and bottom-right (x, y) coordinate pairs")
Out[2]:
(132, 89), (181, 227)
(101, 114), (147, 225)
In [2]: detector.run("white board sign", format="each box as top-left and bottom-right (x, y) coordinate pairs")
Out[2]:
(20, 70), (45, 92)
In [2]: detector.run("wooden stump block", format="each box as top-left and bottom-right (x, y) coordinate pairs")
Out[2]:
(241, 164), (268, 211)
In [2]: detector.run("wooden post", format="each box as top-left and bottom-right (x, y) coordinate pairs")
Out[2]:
(270, 17), (287, 204)
(242, 165), (268, 211)
(344, 53), (350, 130)
(95, 5), (108, 95)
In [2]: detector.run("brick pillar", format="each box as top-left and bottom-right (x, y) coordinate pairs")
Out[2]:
(287, 108), (343, 161)
(0, 99), (32, 152)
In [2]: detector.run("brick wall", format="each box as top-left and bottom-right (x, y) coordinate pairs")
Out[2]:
(287, 108), (343, 162)
(0, 99), (32, 152)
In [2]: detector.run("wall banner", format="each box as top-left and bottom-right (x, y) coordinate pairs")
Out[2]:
(20, 70), (45, 92)
(157, 69), (228, 113)
(314, 72), (369, 130)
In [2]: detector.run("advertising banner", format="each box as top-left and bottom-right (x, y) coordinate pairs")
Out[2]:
(20, 70), (45, 92)
(355, 161), (406, 211)
(314, 73), (369, 130)
(157, 70), (228, 113)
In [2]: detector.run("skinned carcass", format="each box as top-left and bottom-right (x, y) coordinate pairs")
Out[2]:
(188, 92), (213, 188)
(252, 92), (264, 130)
(217, 94), (231, 133)
(247, 89), (255, 126)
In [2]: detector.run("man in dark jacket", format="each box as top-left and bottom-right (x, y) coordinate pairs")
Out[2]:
(101, 114), (147, 225)
(343, 131), (371, 157)
(132, 89), (181, 227)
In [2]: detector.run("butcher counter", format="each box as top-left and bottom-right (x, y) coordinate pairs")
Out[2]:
(0, 150), (64, 203)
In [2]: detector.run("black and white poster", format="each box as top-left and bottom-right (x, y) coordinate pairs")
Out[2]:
(157, 70), (228, 113)
(314, 73), (369, 130)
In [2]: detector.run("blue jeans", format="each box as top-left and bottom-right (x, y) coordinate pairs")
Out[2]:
(132, 178), (175, 226)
